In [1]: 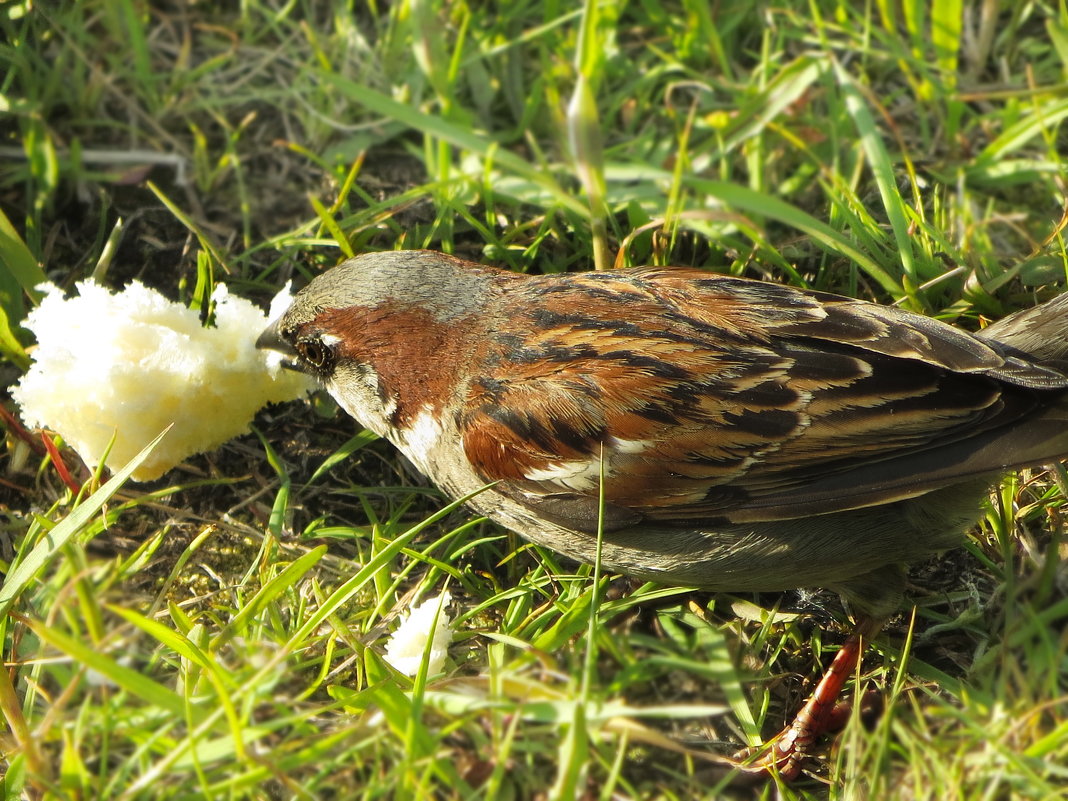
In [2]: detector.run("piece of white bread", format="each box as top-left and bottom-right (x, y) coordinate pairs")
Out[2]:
(12, 280), (312, 481)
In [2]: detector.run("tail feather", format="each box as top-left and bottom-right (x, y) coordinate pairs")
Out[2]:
(978, 292), (1068, 363)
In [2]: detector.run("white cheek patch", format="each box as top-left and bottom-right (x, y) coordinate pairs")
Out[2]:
(326, 365), (394, 439)
(397, 408), (444, 475)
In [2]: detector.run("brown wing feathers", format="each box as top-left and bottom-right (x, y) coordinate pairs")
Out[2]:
(460, 269), (1068, 526)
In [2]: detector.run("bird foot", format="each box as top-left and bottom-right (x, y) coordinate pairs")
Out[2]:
(731, 720), (811, 780)
(729, 622), (875, 780)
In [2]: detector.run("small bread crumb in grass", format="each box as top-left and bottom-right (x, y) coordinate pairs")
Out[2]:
(383, 592), (454, 677)
(11, 280), (314, 482)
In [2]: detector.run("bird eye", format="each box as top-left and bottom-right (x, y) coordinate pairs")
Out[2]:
(297, 339), (335, 371)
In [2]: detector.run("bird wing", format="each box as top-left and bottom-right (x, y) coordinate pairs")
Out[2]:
(460, 269), (1068, 530)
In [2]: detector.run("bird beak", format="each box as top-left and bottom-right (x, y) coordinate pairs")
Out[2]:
(256, 318), (302, 371)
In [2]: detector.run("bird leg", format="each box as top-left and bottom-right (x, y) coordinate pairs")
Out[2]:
(735, 616), (884, 780)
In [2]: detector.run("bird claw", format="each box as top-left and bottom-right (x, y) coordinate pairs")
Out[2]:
(730, 721), (810, 780)
(728, 621), (878, 781)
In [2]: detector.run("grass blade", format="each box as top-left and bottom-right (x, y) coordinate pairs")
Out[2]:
(683, 177), (905, 296)
(0, 427), (171, 618)
(835, 61), (917, 286)
(318, 73), (588, 219)
(16, 614), (189, 719)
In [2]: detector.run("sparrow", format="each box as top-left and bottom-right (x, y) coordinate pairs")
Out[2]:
(257, 249), (1068, 778)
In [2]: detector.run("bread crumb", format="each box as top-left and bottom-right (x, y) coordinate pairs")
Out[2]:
(12, 280), (313, 481)
(383, 592), (453, 677)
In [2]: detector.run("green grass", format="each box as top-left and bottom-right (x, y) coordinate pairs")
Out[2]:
(2, 1), (1068, 798)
